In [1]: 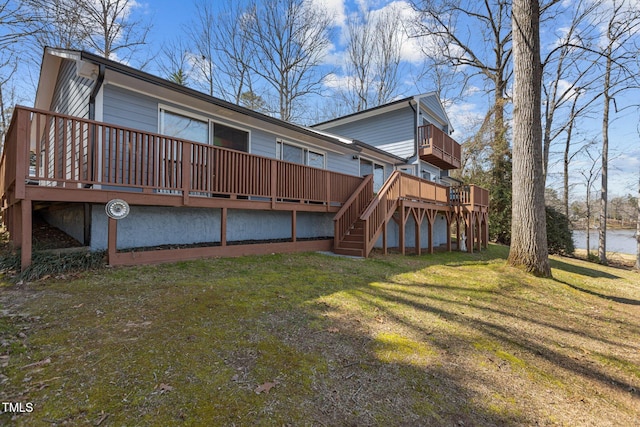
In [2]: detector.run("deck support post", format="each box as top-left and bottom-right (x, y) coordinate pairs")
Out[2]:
(220, 207), (227, 246)
(291, 210), (297, 242)
(382, 221), (388, 255)
(427, 210), (437, 255)
(445, 211), (452, 252)
(467, 212), (474, 253)
(484, 212), (489, 249)
(20, 200), (32, 271)
(413, 208), (421, 256)
(476, 213), (482, 252)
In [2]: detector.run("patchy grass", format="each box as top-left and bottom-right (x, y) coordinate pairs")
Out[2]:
(0, 245), (639, 426)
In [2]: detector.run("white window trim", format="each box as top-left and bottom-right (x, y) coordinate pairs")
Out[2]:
(276, 139), (326, 169)
(158, 104), (251, 152)
(358, 157), (385, 177)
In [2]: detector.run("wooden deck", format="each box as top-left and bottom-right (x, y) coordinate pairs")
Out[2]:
(1, 106), (489, 270)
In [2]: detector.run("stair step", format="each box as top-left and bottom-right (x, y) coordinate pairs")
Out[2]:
(339, 240), (364, 249)
(333, 247), (365, 257)
(343, 232), (364, 241)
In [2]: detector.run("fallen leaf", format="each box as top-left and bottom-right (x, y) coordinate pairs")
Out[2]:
(156, 383), (173, 393)
(255, 381), (277, 394)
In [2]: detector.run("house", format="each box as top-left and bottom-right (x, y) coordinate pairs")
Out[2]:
(0, 48), (488, 270)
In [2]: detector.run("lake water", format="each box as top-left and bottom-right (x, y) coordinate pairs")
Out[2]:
(572, 229), (637, 255)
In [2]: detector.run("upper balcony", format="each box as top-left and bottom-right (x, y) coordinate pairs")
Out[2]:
(417, 124), (461, 170)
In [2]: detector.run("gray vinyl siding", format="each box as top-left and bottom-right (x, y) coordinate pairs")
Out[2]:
(319, 107), (415, 158)
(47, 59), (93, 183)
(419, 97), (449, 133)
(50, 59), (93, 118)
(103, 84), (158, 132)
(327, 151), (359, 176)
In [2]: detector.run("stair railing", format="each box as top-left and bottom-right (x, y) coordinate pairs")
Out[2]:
(333, 174), (374, 249)
(359, 171), (402, 257)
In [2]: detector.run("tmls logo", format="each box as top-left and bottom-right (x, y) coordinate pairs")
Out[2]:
(2, 402), (34, 413)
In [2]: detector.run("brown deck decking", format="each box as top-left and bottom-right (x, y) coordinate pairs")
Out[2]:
(1, 106), (489, 270)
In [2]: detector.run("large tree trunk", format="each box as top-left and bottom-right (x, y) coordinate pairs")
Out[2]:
(508, 0), (551, 277)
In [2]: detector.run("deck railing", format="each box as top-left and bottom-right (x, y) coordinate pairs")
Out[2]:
(0, 106), (363, 206)
(451, 185), (490, 209)
(359, 171), (451, 256)
(417, 124), (461, 169)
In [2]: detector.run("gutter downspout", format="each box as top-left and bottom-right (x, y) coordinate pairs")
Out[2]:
(89, 63), (105, 120)
(394, 99), (418, 170)
(86, 63), (105, 246)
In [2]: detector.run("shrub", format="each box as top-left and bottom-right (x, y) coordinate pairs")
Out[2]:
(0, 249), (105, 282)
(546, 206), (574, 255)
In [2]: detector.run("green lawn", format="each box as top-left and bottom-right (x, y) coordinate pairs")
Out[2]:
(1, 245), (639, 426)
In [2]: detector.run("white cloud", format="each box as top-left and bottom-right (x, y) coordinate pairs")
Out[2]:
(445, 101), (486, 138)
(322, 72), (354, 91)
(308, 0), (347, 28)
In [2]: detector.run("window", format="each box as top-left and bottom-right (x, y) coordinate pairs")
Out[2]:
(160, 107), (249, 152)
(308, 150), (325, 168)
(360, 158), (385, 192)
(276, 140), (325, 168)
(213, 123), (248, 152)
(160, 109), (208, 144)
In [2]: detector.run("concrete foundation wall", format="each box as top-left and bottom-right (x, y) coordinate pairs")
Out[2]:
(41, 204), (86, 244)
(85, 205), (334, 251)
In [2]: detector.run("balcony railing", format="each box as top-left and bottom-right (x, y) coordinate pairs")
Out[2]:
(0, 106), (364, 207)
(418, 124), (461, 170)
(451, 185), (490, 209)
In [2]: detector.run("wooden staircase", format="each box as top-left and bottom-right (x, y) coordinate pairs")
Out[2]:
(333, 171), (465, 258)
(333, 219), (366, 257)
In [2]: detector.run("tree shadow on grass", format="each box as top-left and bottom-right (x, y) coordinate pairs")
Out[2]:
(556, 279), (640, 306)
(349, 284), (640, 398)
(549, 258), (620, 279)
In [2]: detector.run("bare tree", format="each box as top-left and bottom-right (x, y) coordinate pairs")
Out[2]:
(413, 0), (513, 151)
(341, 11), (375, 112)
(371, 5), (404, 106)
(77, 0), (151, 61)
(338, 5), (406, 112)
(541, 0), (601, 184)
(508, 0), (551, 276)
(579, 145), (601, 259)
(593, 0), (640, 264)
(186, 0), (255, 102)
(22, 0), (151, 62)
(156, 39), (192, 86)
(0, 0), (38, 144)
(23, 0), (84, 50)
(243, 0), (333, 122)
